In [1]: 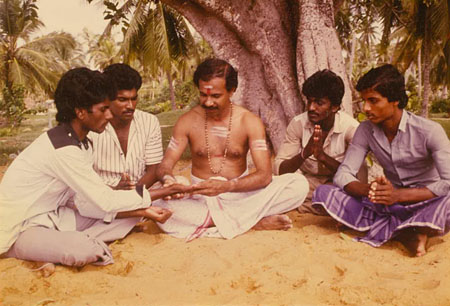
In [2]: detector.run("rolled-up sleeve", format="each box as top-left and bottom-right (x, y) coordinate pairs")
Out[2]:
(425, 125), (450, 196)
(334, 124), (370, 189)
(274, 119), (303, 175)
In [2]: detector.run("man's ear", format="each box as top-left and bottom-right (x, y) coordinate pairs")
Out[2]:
(331, 105), (340, 113)
(75, 108), (87, 120)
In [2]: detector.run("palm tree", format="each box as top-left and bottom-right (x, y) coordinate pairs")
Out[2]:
(378, 0), (450, 117)
(95, 0), (199, 110)
(82, 29), (121, 70)
(0, 0), (78, 95)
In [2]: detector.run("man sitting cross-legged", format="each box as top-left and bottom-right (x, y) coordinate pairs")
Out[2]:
(90, 63), (163, 190)
(275, 69), (365, 214)
(0, 68), (189, 272)
(312, 64), (450, 257)
(153, 58), (309, 241)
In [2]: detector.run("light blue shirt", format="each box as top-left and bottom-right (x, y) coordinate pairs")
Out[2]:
(334, 110), (450, 196)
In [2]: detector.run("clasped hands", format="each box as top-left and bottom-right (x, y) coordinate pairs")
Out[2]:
(302, 125), (327, 161)
(368, 175), (398, 205)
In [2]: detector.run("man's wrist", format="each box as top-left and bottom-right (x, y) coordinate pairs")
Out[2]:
(228, 178), (238, 192)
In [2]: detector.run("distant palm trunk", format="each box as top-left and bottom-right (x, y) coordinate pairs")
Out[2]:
(167, 71), (176, 110)
(421, 15), (431, 118)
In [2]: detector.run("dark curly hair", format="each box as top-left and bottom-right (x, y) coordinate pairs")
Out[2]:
(193, 58), (238, 92)
(54, 67), (117, 123)
(356, 64), (408, 109)
(103, 63), (142, 91)
(302, 69), (345, 107)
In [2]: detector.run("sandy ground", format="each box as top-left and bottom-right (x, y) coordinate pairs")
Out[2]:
(1, 161), (450, 306)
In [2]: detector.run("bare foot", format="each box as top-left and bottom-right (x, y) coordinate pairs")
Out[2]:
(253, 215), (293, 231)
(30, 262), (56, 277)
(406, 233), (427, 257)
(397, 230), (428, 257)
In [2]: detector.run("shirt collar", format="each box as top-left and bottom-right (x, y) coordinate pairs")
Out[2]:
(398, 110), (408, 132)
(62, 123), (91, 149)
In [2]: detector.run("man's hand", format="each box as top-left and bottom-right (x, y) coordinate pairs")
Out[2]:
(368, 176), (398, 205)
(302, 125), (326, 160)
(311, 125), (326, 160)
(191, 178), (231, 197)
(162, 177), (191, 200)
(113, 173), (136, 190)
(162, 174), (177, 187)
(141, 206), (173, 223)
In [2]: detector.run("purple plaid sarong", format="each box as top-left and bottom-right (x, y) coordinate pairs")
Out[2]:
(312, 184), (450, 247)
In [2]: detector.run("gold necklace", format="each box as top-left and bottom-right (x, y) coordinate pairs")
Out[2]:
(205, 103), (233, 175)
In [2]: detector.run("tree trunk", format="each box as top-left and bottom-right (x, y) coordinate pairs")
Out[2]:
(418, 49), (422, 101)
(167, 70), (176, 110)
(162, 0), (351, 152)
(421, 12), (431, 118)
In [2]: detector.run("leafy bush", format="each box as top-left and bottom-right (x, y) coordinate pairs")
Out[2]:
(405, 76), (421, 114)
(0, 85), (27, 127)
(430, 98), (450, 114)
(138, 80), (198, 114)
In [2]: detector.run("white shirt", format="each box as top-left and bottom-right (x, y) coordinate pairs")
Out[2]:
(275, 111), (359, 178)
(89, 110), (163, 186)
(0, 124), (151, 254)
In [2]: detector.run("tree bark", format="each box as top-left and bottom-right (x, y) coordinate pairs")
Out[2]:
(167, 70), (176, 110)
(421, 11), (431, 118)
(162, 0), (350, 152)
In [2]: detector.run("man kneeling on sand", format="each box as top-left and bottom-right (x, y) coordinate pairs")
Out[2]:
(312, 64), (450, 257)
(0, 68), (189, 273)
(153, 58), (309, 241)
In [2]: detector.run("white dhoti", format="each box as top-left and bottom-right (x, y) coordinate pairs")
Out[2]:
(152, 173), (308, 241)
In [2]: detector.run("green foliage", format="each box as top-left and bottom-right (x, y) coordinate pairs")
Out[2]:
(0, 0), (79, 95)
(0, 85), (27, 127)
(139, 101), (172, 114)
(138, 80), (198, 114)
(156, 109), (190, 160)
(430, 98), (450, 114)
(0, 113), (51, 165)
(405, 75), (421, 114)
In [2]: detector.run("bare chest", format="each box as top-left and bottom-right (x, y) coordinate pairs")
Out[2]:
(190, 120), (248, 160)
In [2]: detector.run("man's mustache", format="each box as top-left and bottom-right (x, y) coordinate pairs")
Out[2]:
(201, 105), (219, 110)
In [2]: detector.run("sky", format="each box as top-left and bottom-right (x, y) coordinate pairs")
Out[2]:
(34, 0), (109, 37)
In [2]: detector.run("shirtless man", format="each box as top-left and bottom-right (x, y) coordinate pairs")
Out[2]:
(154, 58), (308, 241)
(312, 64), (450, 256)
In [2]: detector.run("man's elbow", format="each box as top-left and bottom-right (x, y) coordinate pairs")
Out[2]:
(261, 172), (272, 187)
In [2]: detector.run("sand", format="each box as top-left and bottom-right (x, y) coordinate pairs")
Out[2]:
(1, 162), (450, 305)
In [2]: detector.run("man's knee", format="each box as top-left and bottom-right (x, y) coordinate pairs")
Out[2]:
(55, 232), (108, 266)
(283, 173), (309, 195)
(11, 228), (107, 266)
(312, 184), (337, 202)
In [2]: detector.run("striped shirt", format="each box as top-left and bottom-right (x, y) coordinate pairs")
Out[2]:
(89, 109), (163, 187)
